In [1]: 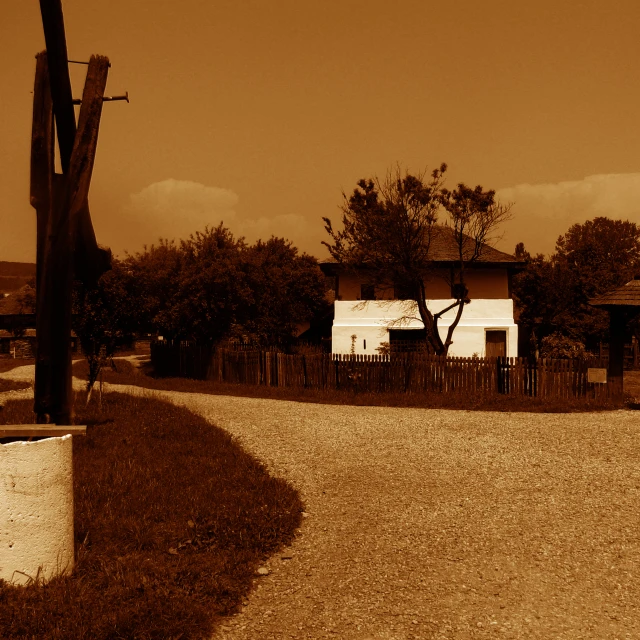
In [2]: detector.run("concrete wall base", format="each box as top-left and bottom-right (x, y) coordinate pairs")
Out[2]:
(1, 435), (74, 585)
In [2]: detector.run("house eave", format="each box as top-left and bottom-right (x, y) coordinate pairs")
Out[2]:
(319, 260), (526, 276)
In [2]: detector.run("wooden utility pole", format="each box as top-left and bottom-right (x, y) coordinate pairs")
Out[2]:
(31, 0), (122, 424)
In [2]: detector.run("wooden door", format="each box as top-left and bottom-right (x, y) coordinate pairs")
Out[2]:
(486, 330), (507, 358)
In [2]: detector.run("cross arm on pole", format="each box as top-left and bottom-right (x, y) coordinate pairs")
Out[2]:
(39, 0), (111, 285)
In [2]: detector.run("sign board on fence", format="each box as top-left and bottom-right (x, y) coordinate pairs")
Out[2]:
(587, 368), (607, 384)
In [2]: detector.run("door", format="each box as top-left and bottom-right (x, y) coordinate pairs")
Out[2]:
(486, 330), (507, 358)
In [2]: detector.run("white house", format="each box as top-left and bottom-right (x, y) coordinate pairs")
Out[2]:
(320, 229), (524, 357)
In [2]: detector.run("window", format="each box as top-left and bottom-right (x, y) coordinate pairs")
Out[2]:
(360, 284), (376, 300)
(388, 329), (427, 353)
(393, 282), (416, 300)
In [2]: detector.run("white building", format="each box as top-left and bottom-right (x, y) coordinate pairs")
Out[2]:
(320, 230), (524, 357)
(331, 298), (518, 358)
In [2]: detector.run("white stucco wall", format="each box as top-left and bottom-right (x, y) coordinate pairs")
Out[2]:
(332, 299), (518, 357)
(1, 435), (75, 585)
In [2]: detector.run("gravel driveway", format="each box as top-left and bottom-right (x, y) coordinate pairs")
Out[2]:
(145, 389), (639, 640)
(3, 367), (639, 638)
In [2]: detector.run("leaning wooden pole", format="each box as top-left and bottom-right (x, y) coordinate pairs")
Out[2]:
(38, 0), (76, 173)
(31, 52), (56, 420)
(39, 0), (108, 285)
(30, 53), (54, 290)
(34, 0), (113, 423)
(36, 56), (109, 424)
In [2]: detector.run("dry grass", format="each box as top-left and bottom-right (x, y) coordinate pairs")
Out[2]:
(0, 391), (303, 639)
(0, 358), (33, 374)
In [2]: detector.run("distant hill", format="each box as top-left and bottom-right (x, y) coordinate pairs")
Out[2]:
(0, 261), (36, 277)
(0, 261), (36, 294)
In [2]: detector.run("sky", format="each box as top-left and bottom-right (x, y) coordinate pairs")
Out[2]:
(2, 0), (640, 263)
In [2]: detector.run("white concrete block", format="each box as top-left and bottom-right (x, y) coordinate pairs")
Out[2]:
(1, 435), (75, 585)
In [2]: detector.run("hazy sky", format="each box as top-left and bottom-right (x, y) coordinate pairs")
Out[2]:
(2, 0), (640, 262)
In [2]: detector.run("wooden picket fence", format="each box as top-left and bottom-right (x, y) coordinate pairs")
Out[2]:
(151, 342), (611, 399)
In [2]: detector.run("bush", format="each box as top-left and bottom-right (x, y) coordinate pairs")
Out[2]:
(539, 332), (589, 359)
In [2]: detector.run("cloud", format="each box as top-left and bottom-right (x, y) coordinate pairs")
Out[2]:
(495, 173), (640, 257)
(105, 179), (325, 257)
(126, 178), (239, 228)
(99, 179), (239, 254)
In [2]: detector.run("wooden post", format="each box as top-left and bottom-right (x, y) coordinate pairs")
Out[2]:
(30, 52), (54, 299)
(35, 55), (109, 424)
(31, 52), (55, 416)
(608, 309), (625, 398)
(38, 0), (110, 284)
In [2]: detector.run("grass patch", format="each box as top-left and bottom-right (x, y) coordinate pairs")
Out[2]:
(0, 391), (303, 639)
(0, 358), (33, 374)
(72, 358), (626, 413)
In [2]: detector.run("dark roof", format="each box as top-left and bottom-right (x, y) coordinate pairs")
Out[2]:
(590, 278), (640, 307)
(321, 225), (522, 270)
(427, 226), (518, 263)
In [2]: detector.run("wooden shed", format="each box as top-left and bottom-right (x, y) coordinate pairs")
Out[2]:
(590, 277), (640, 397)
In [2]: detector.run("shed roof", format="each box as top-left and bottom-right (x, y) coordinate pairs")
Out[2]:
(589, 278), (640, 307)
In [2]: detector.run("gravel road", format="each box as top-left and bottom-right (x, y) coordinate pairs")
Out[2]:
(148, 389), (639, 640)
(2, 366), (639, 638)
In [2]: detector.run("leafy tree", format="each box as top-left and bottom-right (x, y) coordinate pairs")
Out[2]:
(243, 237), (329, 346)
(512, 217), (640, 352)
(122, 240), (183, 339)
(511, 247), (562, 355)
(323, 164), (511, 355)
(164, 225), (252, 343)
(439, 182), (513, 351)
(73, 259), (138, 401)
(121, 225), (328, 347)
(554, 217), (640, 347)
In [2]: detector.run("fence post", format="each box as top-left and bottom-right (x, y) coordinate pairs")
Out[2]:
(302, 354), (308, 388)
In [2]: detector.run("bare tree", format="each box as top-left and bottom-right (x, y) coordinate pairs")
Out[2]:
(438, 183), (513, 353)
(323, 165), (512, 355)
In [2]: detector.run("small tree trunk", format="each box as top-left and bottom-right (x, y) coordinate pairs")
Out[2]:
(415, 293), (443, 354)
(98, 367), (103, 410)
(442, 299), (466, 356)
(85, 354), (101, 406)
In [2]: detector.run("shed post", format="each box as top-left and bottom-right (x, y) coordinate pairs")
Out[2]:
(608, 309), (625, 398)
